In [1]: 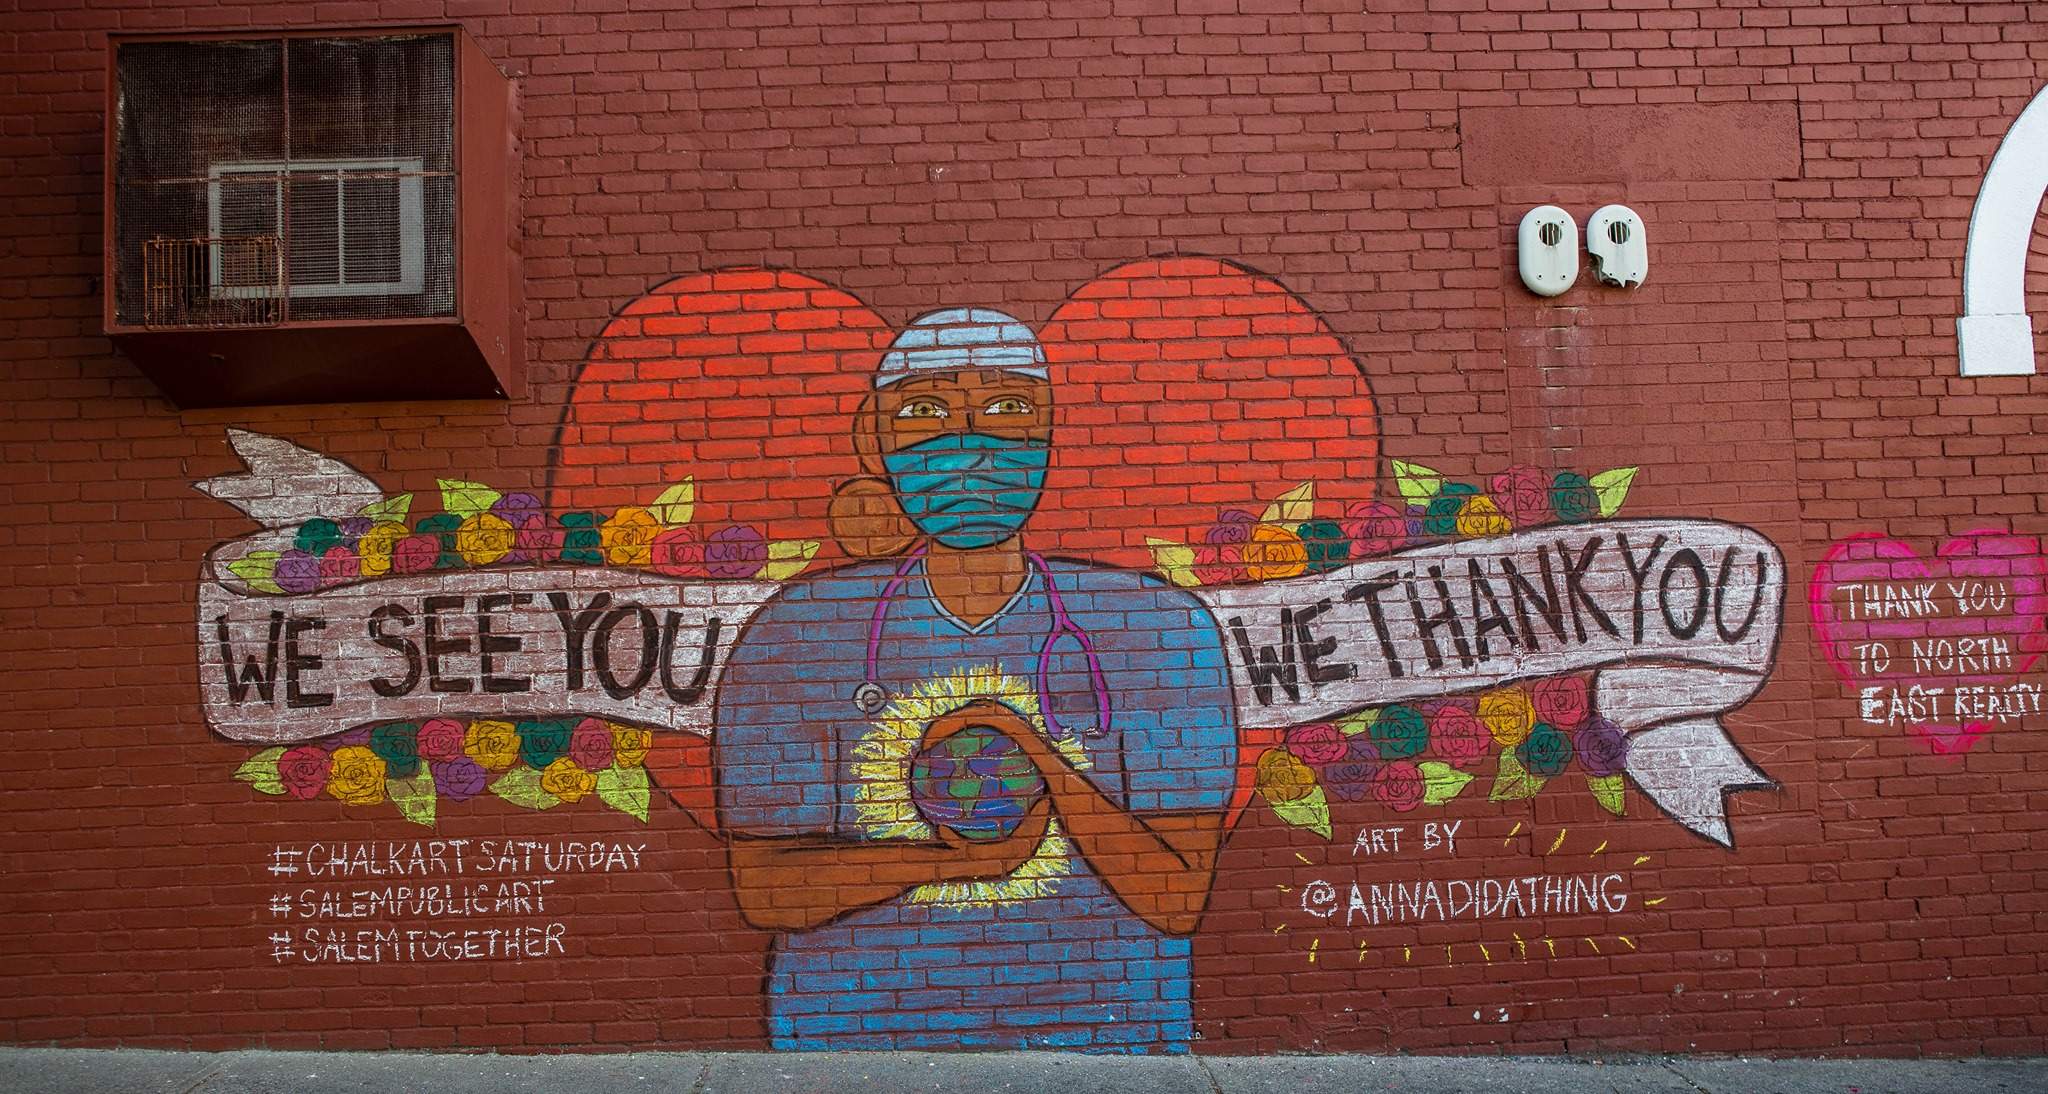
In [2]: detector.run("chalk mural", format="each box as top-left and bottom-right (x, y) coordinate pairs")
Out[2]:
(200, 259), (1789, 1053)
(1812, 531), (2048, 753)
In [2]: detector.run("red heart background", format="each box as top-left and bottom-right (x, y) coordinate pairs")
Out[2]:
(548, 259), (1383, 826)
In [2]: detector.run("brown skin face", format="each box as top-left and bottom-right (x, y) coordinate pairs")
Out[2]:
(727, 367), (1226, 940)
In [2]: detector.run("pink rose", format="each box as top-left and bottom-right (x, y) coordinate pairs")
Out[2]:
(415, 718), (466, 762)
(392, 534), (439, 574)
(1194, 542), (1245, 586)
(278, 745), (331, 800)
(1531, 675), (1591, 730)
(650, 526), (707, 578)
(319, 546), (360, 585)
(1285, 723), (1348, 766)
(1488, 465), (1551, 528)
(1342, 500), (1409, 557)
(1429, 703), (1490, 768)
(569, 717), (616, 771)
(1371, 761), (1424, 812)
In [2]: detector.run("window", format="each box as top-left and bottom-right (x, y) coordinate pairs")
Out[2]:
(206, 157), (427, 299)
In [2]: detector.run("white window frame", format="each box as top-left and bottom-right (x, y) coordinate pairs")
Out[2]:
(205, 157), (426, 299)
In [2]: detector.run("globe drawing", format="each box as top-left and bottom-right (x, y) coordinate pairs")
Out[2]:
(909, 723), (1046, 841)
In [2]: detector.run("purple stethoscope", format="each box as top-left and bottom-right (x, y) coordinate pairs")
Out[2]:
(854, 543), (1114, 742)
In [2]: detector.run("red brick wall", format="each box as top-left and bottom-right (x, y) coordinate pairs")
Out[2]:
(3, 0), (2047, 1056)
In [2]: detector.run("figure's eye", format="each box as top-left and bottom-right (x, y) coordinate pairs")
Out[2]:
(895, 398), (949, 419)
(984, 396), (1033, 416)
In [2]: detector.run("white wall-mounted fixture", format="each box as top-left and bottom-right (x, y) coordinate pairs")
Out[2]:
(1517, 205), (1579, 297)
(1587, 205), (1648, 288)
(1958, 83), (2048, 377)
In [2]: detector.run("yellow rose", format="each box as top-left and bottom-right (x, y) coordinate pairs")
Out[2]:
(609, 722), (652, 767)
(1242, 524), (1308, 581)
(356, 521), (410, 578)
(1478, 688), (1535, 747)
(456, 512), (515, 566)
(601, 506), (661, 566)
(326, 745), (387, 806)
(540, 757), (597, 803)
(464, 719), (520, 771)
(1255, 748), (1316, 804)
(1455, 495), (1513, 538)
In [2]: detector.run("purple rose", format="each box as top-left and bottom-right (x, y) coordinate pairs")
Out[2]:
(568, 718), (616, 771)
(1206, 509), (1257, 546)
(1285, 722), (1347, 765)
(1344, 734), (1381, 765)
(1326, 761), (1377, 802)
(493, 491), (544, 525)
(338, 516), (373, 540)
(494, 493), (550, 562)
(432, 756), (488, 802)
(705, 525), (768, 579)
(1574, 717), (1630, 777)
(274, 549), (322, 594)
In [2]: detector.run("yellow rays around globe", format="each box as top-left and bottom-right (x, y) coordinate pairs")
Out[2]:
(850, 664), (1091, 908)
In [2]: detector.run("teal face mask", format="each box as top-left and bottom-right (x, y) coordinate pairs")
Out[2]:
(882, 433), (1050, 549)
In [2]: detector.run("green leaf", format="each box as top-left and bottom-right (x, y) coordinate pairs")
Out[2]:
(1391, 460), (1445, 506)
(234, 747), (287, 795)
(437, 478), (502, 521)
(489, 767), (560, 810)
(1267, 785), (1333, 839)
(1259, 482), (1315, 526)
(389, 768), (437, 826)
(1418, 760), (1474, 805)
(1587, 773), (1626, 816)
(649, 478), (696, 527)
(760, 539), (821, 581)
(597, 764), (651, 822)
(1336, 708), (1379, 736)
(1488, 749), (1547, 802)
(359, 493), (414, 525)
(227, 551), (285, 595)
(1146, 537), (1200, 588)
(1590, 467), (1638, 518)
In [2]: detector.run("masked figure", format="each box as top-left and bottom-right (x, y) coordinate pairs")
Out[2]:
(714, 308), (1240, 1052)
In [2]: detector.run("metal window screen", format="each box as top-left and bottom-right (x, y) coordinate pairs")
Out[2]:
(113, 34), (457, 327)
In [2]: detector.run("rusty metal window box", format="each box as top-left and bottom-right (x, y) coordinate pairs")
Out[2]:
(104, 26), (521, 408)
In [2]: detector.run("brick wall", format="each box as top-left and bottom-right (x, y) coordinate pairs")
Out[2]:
(2, 0), (2046, 1056)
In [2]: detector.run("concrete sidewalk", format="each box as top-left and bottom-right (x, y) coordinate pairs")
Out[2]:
(2, 1047), (2044, 1094)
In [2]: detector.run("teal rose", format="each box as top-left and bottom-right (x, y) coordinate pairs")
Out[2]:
(558, 513), (604, 565)
(1423, 482), (1479, 537)
(294, 517), (343, 558)
(369, 722), (421, 779)
(1368, 704), (1429, 761)
(517, 719), (573, 769)
(1295, 519), (1351, 573)
(1550, 472), (1598, 524)
(414, 513), (464, 569)
(1516, 721), (1574, 776)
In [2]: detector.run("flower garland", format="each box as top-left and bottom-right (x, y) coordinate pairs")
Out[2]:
(1147, 461), (1641, 839)
(235, 717), (656, 826)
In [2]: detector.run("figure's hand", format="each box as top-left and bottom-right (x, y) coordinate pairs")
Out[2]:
(928, 698), (1055, 767)
(933, 794), (1052, 881)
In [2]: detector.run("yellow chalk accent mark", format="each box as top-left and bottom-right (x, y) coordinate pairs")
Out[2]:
(1309, 938), (1319, 964)
(1479, 943), (1492, 962)
(1620, 936), (1636, 950)
(1403, 946), (1412, 963)
(1543, 937), (1556, 957)
(1547, 829), (1568, 854)
(1589, 840), (1608, 856)
(1645, 897), (1666, 906)
(1512, 932), (1527, 958)
(1633, 855), (1651, 866)
(1294, 852), (1312, 865)
(1274, 924), (1287, 933)
(1585, 937), (1600, 954)
(1503, 820), (1522, 846)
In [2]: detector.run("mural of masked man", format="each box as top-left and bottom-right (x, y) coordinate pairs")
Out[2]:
(715, 308), (1240, 1052)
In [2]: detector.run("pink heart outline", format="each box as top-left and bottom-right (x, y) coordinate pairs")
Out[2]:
(1810, 529), (2048, 754)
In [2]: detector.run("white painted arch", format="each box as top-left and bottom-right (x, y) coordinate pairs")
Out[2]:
(1958, 83), (2048, 377)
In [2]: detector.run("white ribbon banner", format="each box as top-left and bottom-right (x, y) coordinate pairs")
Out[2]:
(196, 431), (1785, 845)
